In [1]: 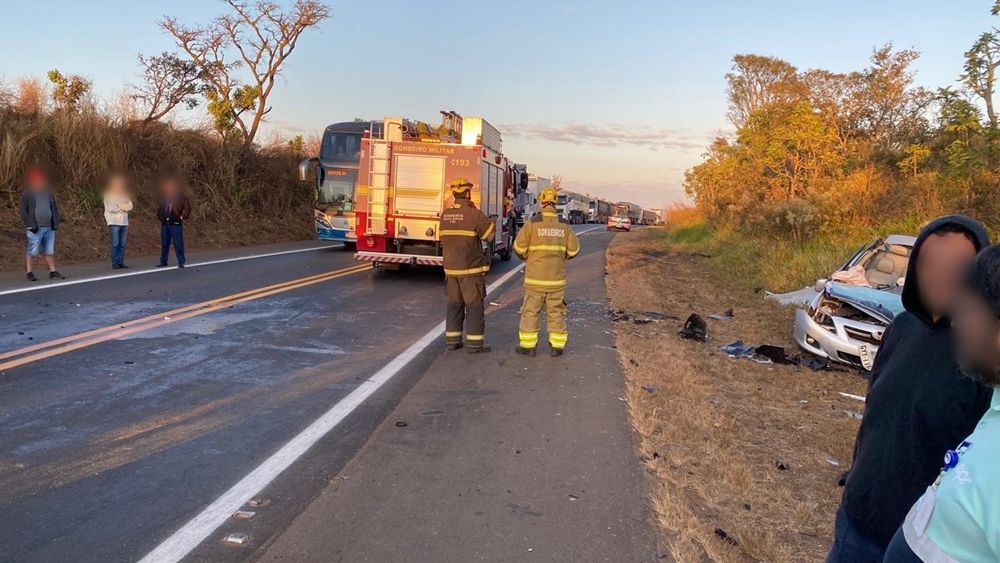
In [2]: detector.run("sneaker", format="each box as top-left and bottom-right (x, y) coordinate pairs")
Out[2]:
(26, 272), (37, 282)
(178, 263), (186, 269)
(49, 271), (65, 280)
(514, 346), (536, 357)
(550, 348), (564, 357)
(466, 345), (492, 354)
(446, 343), (463, 351)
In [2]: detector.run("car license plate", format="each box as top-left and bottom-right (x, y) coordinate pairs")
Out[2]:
(859, 344), (875, 371)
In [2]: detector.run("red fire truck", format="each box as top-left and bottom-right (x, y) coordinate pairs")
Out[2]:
(353, 113), (524, 268)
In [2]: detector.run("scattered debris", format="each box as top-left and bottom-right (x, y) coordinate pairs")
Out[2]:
(826, 459), (841, 466)
(233, 510), (256, 520)
(223, 533), (249, 546)
(568, 494), (578, 501)
(641, 385), (657, 394)
(394, 421), (408, 428)
(709, 308), (735, 321)
(845, 410), (864, 421)
(248, 498), (270, 507)
(17, 331), (24, 335)
(420, 409), (445, 416)
(775, 460), (790, 471)
(839, 392), (866, 403)
(608, 309), (679, 324)
(678, 314), (708, 342)
(714, 527), (740, 546)
(489, 301), (501, 306)
(124, 361), (134, 365)
(743, 503), (752, 511)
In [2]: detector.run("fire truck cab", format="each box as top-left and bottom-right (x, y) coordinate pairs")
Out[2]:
(353, 113), (520, 269)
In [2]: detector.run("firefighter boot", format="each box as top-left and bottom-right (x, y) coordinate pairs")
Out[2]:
(467, 345), (491, 354)
(550, 347), (564, 357)
(515, 346), (536, 357)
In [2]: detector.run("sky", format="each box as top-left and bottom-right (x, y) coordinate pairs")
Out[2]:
(1, 0), (995, 208)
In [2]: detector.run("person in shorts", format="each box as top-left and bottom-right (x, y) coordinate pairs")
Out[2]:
(19, 167), (64, 282)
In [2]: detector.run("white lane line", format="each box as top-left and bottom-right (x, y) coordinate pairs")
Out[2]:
(137, 263), (527, 563)
(138, 227), (604, 563)
(0, 244), (341, 297)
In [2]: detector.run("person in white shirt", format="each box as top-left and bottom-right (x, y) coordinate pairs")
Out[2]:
(103, 174), (133, 269)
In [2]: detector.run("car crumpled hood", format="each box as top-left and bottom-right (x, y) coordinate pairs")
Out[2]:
(825, 282), (904, 323)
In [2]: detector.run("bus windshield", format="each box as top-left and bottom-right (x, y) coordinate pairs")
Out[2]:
(320, 132), (362, 163)
(318, 169), (358, 209)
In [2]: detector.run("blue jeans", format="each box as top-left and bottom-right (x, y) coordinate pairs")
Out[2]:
(109, 225), (128, 266)
(26, 226), (56, 257)
(882, 526), (923, 563)
(159, 224), (185, 266)
(826, 504), (886, 563)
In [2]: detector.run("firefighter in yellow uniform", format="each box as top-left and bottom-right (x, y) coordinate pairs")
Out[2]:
(440, 177), (496, 354)
(513, 188), (581, 357)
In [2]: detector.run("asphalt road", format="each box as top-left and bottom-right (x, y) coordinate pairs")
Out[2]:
(0, 226), (655, 562)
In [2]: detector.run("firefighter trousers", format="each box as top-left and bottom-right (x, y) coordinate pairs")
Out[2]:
(518, 287), (567, 350)
(445, 274), (486, 349)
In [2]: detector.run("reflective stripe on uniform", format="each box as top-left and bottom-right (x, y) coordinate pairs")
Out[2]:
(528, 244), (566, 252)
(524, 277), (566, 288)
(519, 331), (539, 349)
(466, 334), (485, 341)
(445, 331), (463, 337)
(549, 332), (568, 349)
(481, 223), (495, 240)
(566, 247), (580, 258)
(440, 229), (478, 237)
(445, 265), (490, 276)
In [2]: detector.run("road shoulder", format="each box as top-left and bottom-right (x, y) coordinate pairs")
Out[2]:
(259, 231), (659, 562)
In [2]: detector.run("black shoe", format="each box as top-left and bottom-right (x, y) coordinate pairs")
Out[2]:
(156, 263), (169, 268)
(447, 343), (463, 351)
(467, 345), (491, 354)
(26, 272), (37, 282)
(178, 263), (186, 269)
(119, 264), (129, 269)
(112, 263), (121, 270)
(514, 346), (536, 357)
(49, 271), (65, 280)
(551, 348), (564, 357)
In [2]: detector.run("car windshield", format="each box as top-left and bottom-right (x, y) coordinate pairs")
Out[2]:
(320, 132), (362, 163)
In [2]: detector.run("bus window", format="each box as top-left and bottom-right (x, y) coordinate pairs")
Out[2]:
(320, 132), (362, 163)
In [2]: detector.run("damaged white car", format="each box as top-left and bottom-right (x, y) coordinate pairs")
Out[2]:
(793, 235), (916, 370)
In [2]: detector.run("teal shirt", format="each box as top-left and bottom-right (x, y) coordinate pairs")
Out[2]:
(903, 389), (1000, 562)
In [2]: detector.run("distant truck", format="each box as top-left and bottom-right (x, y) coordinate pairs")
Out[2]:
(516, 173), (549, 226)
(608, 202), (641, 231)
(556, 191), (590, 224)
(641, 209), (659, 225)
(588, 198), (612, 223)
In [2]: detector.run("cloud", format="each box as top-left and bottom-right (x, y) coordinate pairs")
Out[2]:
(501, 123), (709, 151)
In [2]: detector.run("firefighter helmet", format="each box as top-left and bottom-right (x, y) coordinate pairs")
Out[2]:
(539, 188), (558, 207)
(449, 177), (474, 197)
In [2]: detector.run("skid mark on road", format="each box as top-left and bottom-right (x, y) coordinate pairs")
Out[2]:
(0, 358), (369, 502)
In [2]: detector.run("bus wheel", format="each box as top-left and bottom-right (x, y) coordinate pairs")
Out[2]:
(343, 242), (357, 251)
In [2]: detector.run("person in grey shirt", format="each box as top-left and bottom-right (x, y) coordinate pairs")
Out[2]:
(19, 167), (64, 282)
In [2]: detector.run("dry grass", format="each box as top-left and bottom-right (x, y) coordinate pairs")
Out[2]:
(0, 108), (313, 270)
(607, 228), (868, 562)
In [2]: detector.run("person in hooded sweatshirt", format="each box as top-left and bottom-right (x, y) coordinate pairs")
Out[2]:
(825, 215), (993, 563)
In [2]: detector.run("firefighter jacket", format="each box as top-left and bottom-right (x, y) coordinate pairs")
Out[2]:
(440, 198), (496, 277)
(513, 210), (581, 289)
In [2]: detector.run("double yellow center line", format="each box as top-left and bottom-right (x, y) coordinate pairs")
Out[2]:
(0, 263), (372, 373)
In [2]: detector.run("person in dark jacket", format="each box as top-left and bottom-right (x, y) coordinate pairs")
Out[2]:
(882, 245), (1000, 563)
(156, 177), (191, 268)
(19, 167), (64, 282)
(826, 215), (993, 563)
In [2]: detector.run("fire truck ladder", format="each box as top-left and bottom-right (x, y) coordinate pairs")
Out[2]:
(366, 139), (390, 235)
